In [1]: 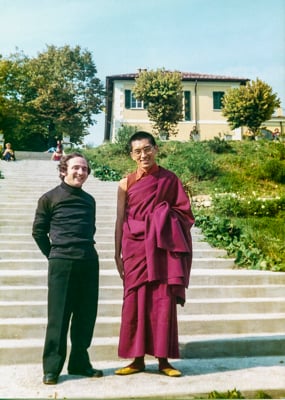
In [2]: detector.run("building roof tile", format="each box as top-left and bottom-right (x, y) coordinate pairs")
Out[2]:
(106, 71), (248, 83)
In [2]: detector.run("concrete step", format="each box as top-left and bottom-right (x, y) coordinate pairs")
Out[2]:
(0, 209), (116, 216)
(179, 333), (285, 358)
(1, 313), (285, 340)
(0, 248), (229, 260)
(0, 194), (115, 199)
(0, 183), (114, 189)
(0, 230), (205, 246)
(0, 256), (236, 271)
(0, 215), (116, 223)
(0, 196), (117, 204)
(6, 151), (53, 160)
(0, 192), (117, 202)
(0, 285), (122, 301)
(0, 198), (113, 205)
(0, 241), (115, 251)
(0, 226), (216, 243)
(0, 334), (284, 366)
(0, 202), (117, 210)
(0, 238), (214, 252)
(0, 233), (113, 243)
(1, 284), (285, 302)
(1, 297), (285, 318)
(0, 224), (202, 241)
(1, 267), (284, 286)
(0, 226), (117, 234)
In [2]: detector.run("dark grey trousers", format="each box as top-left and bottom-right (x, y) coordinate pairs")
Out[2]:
(42, 256), (99, 375)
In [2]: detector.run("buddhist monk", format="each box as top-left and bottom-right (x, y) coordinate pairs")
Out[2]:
(114, 131), (194, 377)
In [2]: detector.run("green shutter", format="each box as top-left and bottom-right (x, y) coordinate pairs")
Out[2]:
(213, 92), (224, 110)
(184, 91), (191, 121)
(125, 90), (131, 109)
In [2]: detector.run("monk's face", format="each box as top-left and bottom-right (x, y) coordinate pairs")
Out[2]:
(130, 138), (158, 171)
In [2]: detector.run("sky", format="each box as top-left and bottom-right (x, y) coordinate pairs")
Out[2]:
(1, 0), (284, 146)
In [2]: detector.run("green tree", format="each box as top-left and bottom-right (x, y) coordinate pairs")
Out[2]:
(0, 55), (27, 145)
(115, 124), (138, 154)
(222, 78), (281, 137)
(24, 45), (105, 146)
(133, 68), (183, 138)
(0, 45), (105, 150)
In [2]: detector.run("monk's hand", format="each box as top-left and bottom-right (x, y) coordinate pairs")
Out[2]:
(115, 256), (124, 280)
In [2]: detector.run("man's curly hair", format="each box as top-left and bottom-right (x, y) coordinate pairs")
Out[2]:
(58, 152), (91, 180)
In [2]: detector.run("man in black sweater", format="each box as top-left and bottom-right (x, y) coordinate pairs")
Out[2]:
(32, 152), (102, 384)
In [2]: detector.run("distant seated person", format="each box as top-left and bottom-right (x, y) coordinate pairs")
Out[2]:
(51, 141), (64, 161)
(2, 143), (16, 161)
(272, 128), (280, 141)
(46, 146), (56, 153)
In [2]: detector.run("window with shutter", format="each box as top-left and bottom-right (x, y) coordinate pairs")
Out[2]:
(125, 90), (131, 109)
(125, 90), (144, 109)
(213, 91), (225, 110)
(184, 91), (191, 121)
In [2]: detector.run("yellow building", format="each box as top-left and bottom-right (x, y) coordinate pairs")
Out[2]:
(261, 108), (285, 137)
(104, 70), (249, 142)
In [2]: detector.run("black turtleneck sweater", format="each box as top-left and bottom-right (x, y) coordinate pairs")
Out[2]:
(32, 181), (97, 259)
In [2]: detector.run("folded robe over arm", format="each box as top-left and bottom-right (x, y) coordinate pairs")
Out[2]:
(145, 201), (192, 304)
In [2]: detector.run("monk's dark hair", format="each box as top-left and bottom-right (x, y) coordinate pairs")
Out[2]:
(58, 152), (91, 180)
(128, 131), (156, 152)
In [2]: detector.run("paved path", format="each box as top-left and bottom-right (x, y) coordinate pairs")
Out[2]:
(0, 158), (284, 399)
(0, 357), (284, 399)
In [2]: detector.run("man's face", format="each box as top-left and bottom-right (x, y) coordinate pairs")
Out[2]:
(63, 157), (89, 188)
(130, 138), (158, 171)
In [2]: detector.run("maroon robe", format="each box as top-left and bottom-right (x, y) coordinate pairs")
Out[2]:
(118, 166), (194, 358)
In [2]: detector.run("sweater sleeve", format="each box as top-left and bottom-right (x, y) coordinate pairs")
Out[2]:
(32, 195), (52, 257)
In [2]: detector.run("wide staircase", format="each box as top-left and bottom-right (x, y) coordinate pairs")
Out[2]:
(0, 157), (284, 366)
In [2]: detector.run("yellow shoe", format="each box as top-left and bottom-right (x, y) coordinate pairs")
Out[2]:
(160, 367), (182, 377)
(115, 366), (145, 375)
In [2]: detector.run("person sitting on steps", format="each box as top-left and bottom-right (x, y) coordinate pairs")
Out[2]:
(2, 142), (16, 161)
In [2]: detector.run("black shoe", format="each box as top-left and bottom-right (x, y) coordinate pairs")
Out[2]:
(68, 367), (103, 378)
(43, 373), (58, 385)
